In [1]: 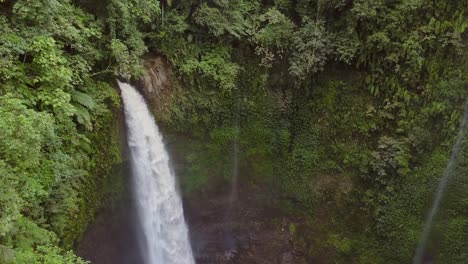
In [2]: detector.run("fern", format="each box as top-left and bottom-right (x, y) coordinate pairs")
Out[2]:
(73, 104), (92, 130)
(71, 90), (96, 109)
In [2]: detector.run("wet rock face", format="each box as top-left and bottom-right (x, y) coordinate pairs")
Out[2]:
(76, 194), (144, 264)
(77, 183), (309, 264)
(136, 56), (174, 121)
(185, 188), (308, 264)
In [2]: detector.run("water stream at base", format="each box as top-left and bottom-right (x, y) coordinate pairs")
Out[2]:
(413, 103), (468, 264)
(119, 81), (195, 264)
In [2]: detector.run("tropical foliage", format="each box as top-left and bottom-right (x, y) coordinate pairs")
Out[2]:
(0, 0), (466, 263)
(0, 0), (159, 262)
(149, 0), (467, 263)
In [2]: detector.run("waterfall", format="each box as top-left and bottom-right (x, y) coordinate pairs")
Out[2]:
(228, 91), (242, 209)
(229, 135), (240, 206)
(119, 81), (195, 264)
(219, 91), (241, 259)
(413, 104), (468, 264)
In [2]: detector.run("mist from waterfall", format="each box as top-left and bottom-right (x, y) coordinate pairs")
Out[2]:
(227, 92), (241, 216)
(119, 81), (195, 264)
(413, 104), (468, 264)
(219, 91), (242, 258)
(228, 122), (240, 208)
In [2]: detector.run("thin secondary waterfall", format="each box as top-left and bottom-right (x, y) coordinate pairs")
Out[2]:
(413, 104), (468, 264)
(228, 91), (242, 209)
(220, 91), (241, 259)
(225, 93), (241, 225)
(119, 81), (195, 264)
(229, 135), (240, 206)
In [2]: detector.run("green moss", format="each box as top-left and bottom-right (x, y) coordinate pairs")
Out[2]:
(58, 94), (124, 249)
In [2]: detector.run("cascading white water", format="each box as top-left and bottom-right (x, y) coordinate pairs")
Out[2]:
(413, 104), (468, 264)
(119, 81), (195, 264)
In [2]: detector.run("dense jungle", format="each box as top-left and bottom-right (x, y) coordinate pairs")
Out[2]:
(0, 0), (467, 263)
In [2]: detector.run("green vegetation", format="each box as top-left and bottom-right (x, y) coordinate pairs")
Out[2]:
(0, 0), (159, 262)
(149, 0), (467, 263)
(0, 0), (467, 263)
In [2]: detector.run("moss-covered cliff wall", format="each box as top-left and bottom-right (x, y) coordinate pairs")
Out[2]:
(56, 98), (125, 249)
(139, 1), (468, 263)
